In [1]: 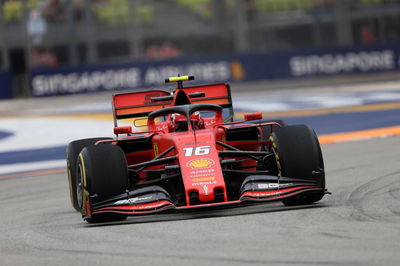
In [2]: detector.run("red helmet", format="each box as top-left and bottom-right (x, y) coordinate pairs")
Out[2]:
(190, 111), (204, 129)
(170, 113), (188, 132)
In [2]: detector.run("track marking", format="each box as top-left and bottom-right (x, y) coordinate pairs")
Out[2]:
(28, 102), (400, 120)
(1, 103), (399, 179)
(319, 126), (400, 144)
(0, 159), (66, 176)
(235, 102), (400, 119)
(2, 127), (399, 179)
(48, 113), (113, 120)
(0, 168), (66, 179)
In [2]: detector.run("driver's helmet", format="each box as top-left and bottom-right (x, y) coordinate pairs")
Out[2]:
(190, 111), (204, 130)
(170, 113), (188, 132)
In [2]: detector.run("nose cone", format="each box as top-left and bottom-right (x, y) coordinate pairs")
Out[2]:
(174, 131), (227, 205)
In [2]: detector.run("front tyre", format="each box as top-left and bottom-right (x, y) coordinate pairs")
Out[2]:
(66, 138), (111, 211)
(78, 144), (128, 223)
(270, 125), (325, 206)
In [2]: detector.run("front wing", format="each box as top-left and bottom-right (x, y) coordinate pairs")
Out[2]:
(83, 177), (325, 219)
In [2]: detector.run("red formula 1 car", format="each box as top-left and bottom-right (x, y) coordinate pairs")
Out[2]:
(67, 75), (327, 223)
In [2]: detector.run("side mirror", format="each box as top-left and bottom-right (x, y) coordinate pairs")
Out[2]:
(133, 118), (148, 128)
(114, 126), (132, 135)
(244, 112), (262, 121)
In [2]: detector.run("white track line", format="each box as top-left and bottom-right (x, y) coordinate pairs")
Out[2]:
(0, 159), (66, 175)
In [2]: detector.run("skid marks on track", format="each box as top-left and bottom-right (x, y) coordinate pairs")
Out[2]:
(346, 171), (400, 223)
(388, 186), (400, 217)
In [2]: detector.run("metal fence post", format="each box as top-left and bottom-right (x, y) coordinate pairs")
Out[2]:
(85, 0), (96, 64)
(0, 3), (9, 71)
(234, 0), (249, 53)
(128, 0), (142, 60)
(335, 0), (353, 46)
(22, 0), (31, 97)
(66, 0), (78, 65)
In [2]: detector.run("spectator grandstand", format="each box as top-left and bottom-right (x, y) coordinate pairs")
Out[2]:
(1, 0), (400, 96)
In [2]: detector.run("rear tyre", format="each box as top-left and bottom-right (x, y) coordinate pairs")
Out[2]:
(78, 144), (128, 223)
(270, 125), (325, 206)
(66, 138), (111, 211)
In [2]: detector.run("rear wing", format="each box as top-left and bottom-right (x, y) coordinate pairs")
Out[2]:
(175, 83), (232, 108)
(113, 90), (171, 120)
(112, 83), (233, 126)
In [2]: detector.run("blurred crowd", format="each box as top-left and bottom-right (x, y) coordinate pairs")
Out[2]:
(1, 0), (396, 69)
(1, 0), (394, 25)
(2, 0), (65, 22)
(146, 42), (182, 60)
(1, 0), (155, 26)
(174, 0), (392, 20)
(29, 46), (58, 68)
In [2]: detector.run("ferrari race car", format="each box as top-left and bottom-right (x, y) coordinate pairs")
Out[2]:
(67, 75), (327, 223)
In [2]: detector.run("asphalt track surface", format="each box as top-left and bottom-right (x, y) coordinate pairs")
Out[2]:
(1, 136), (399, 266)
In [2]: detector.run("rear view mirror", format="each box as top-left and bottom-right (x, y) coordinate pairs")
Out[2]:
(114, 126), (132, 135)
(133, 118), (148, 127)
(244, 112), (263, 121)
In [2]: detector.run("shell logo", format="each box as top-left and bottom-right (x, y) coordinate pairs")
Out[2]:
(187, 159), (214, 169)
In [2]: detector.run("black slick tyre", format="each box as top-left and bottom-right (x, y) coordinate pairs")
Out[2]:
(270, 125), (325, 206)
(66, 138), (111, 211)
(78, 144), (128, 223)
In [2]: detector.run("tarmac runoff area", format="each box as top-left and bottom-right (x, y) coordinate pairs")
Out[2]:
(0, 78), (400, 177)
(1, 77), (400, 266)
(1, 132), (400, 266)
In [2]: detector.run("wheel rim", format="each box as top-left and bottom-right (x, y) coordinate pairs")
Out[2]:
(76, 163), (84, 209)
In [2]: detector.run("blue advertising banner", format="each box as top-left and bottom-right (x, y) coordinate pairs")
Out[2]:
(30, 44), (400, 97)
(0, 71), (12, 99)
(30, 58), (234, 97)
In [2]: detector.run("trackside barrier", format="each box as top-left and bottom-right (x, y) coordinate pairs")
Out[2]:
(0, 71), (12, 99)
(30, 44), (400, 97)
